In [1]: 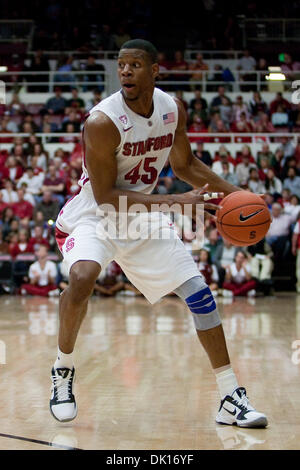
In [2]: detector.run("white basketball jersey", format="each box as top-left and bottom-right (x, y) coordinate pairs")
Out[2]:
(79, 87), (178, 195)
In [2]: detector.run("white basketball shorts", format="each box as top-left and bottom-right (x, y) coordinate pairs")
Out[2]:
(55, 185), (201, 304)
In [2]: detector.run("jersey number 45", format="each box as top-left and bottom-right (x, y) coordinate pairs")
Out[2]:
(124, 157), (158, 185)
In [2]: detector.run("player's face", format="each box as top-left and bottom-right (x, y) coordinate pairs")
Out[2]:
(117, 49), (159, 101)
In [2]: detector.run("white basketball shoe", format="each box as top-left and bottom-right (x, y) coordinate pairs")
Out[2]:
(216, 387), (268, 428)
(50, 367), (77, 422)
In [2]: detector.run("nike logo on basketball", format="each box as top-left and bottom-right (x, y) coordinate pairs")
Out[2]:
(239, 209), (263, 222)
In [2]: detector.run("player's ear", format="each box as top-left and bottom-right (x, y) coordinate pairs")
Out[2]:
(152, 63), (159, 79)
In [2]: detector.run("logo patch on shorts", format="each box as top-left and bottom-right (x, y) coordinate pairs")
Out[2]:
(65, 237), (75, 252)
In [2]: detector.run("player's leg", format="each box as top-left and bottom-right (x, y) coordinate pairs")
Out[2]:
(174, 276), (268, 428)
(58, 260), (101, 354)
(50, 260), (101, 423)
(50, 219), (115, 422)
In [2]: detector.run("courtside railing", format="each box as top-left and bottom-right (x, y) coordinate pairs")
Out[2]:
(0, 133), (298, 148)
(0, 69), (295, 93)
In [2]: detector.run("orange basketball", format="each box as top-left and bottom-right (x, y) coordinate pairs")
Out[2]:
(216, 191), (271, 246)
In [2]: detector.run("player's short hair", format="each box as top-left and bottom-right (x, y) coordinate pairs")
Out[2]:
(120, 39), (158, 64)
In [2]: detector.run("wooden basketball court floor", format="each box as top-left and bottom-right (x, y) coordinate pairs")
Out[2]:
(0, 292), (299, 450)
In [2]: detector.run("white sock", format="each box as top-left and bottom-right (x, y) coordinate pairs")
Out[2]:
(54, 347), (74, 370)
(214, 364), (239, 399)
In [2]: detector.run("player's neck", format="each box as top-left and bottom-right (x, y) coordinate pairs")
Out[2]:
(122, 89), (154, 119)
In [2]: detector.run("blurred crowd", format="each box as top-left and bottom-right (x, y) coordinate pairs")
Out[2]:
(0, 84), (300, 299)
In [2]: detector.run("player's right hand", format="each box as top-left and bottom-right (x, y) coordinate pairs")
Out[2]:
(178, 185), (223, 220)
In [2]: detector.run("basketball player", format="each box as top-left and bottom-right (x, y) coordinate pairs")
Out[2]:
(50, 40), (268, 428)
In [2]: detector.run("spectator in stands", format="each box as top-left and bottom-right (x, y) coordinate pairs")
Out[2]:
(9, 228), (33, 258)
(17, 167), (44, 199)
(2, 156), (23, 181)
(11, 143), (27, 168)
(189, 90), (208, 111)
(210, 86), (231, 113)
(39, 114), (59, 133)
(8, 92), (26, 116)
(223, 250), (257, 297)
(231, 111), (253, 133)
(41, 164), (65, 206)
(193, 141), (212, 167)
(0, 114), (18, 133)
(212, 146), (235, 176)
(45, 87), (67, 115)
(219, 161), (238, 186)
(156, 159), (174, 194)
(26, 49), (49, 92)
(29, 225), (50, 251)
(1, 207), (17, 239)
(20, 245), (58, 297)
(28, 143), (48, 172)
(264, 168), (283, 196)
(169, 50), (189, 91)
(283, 167), (300, 199)
(292, 215), (300, 293)
(18, 183), (35, 207)
(65, 168), (80, 197)
(208, 112), (229, 132)
(237, 50), (256, 91)
(269, 92), (291, 116)
(283, 194), (300, 221)
(271, 104), (289, 129)
(0, 192), (8, 217)
(188, 53), (209, 90)
(197, 248), (219, 296)
(249, 91), (268, 118)
(288, 102), (300, 132)
(82, 55), (105, 92)
(247, 238), (273, 295)
(235, 153), (256, 185)
(11, 188), (33, 220)
(232, 95), (250, 122)
(156, 51), (170, 90)
(59, 123), (79, 143)
(22, 114), (39, 133)
(278, 136), (295, 161)
(248, 168), (266, 194)
(266, 203), (294, 261)
(281, 53), (300, 81)
(85, 89), (102, 112)
(1, 179), (18, 204)
(256, 58), (268, 90)
(65, 87), (85, 114)
(214, 239), (240, 289)
(34, 190), (60, 222)
(253, 113), (275, 133)
(188, 99), (208, 126)
(0, 228), (9, 254)
(54, 55), (77, 91)
(219, 97), (233, 128)
(187, 115), (208, 143)
(202, 227), (222, 263)
(61, 110), (81, 132)
(113, 24), (131, 49)
(95, 23), (115, 50)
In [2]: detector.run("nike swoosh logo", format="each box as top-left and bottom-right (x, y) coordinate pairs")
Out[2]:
(239, 209), (263, 222)
(124, 126), (133, 132)
(223, 406), (237, 416)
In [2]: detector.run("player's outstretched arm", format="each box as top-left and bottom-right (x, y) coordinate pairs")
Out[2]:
(169, 99), (243, 196)
(84, 111), (221, 214)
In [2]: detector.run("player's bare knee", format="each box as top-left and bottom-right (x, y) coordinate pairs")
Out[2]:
(69, 261), (101, 301)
